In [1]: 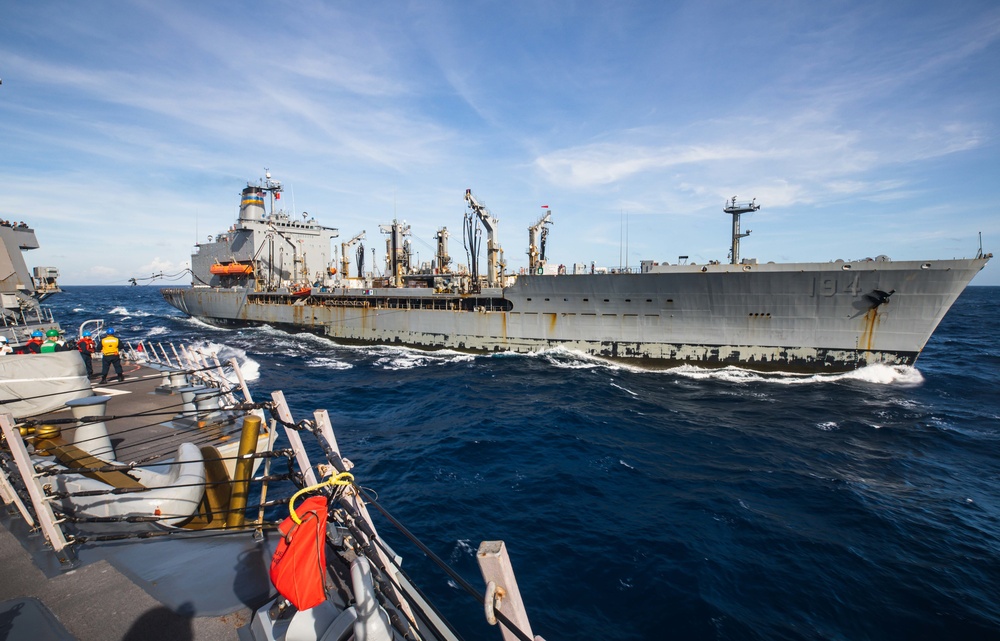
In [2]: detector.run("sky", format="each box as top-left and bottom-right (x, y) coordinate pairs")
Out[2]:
(1, 0), (999, 286)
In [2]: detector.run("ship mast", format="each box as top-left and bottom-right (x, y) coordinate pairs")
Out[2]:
(435, 227), (451, 273)
(379, 220), (410, 287)
(724, 196), (759, 265)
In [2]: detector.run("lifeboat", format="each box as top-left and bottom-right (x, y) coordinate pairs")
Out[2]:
(291, 287), (312, 297)
(209, 262), (253, 276)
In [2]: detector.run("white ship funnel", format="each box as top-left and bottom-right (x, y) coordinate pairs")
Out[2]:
(240, 186), (266, 222)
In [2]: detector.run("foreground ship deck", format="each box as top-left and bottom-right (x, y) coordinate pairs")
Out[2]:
(2, 351), (543, 641)
(0, 360), (269, 640)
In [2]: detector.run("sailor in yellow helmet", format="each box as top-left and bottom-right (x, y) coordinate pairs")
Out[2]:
(99, 327), (125, 383)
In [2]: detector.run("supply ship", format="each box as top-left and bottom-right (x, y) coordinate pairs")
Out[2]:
(162, 174), (992, 373)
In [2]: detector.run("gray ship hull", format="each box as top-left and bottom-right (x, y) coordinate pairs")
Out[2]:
(163, 257), (989, 372)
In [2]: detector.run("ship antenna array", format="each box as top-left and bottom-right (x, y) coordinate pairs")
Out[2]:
(724, 196), (760, 265)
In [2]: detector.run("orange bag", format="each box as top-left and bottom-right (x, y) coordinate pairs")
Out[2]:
(269, 495), (329, 610)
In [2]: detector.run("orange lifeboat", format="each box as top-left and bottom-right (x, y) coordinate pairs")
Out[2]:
(210, 262), (254, 276)
(291, 287), (312, 297)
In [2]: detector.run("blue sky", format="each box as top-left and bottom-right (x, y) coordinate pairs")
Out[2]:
(2, 0), (998, 285)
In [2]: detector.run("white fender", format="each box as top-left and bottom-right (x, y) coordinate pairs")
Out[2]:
(351, 556), (394, 641)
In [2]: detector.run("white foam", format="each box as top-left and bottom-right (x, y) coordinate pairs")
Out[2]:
(145, 326), (169, 337)
(180, 316), (223, 331)
(184, 340), (261, 381)
(448, 539), (476, 565)
(535, 346), (611, 369)
(610, 381), (639, 397)
(368, 345), (476, 370)
(306, 356), (353, 370)
(666, 363), (923, 386)
(108, 306), (151, 318)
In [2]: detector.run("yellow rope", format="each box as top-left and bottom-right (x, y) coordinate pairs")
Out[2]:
(288, 471), (355, 524)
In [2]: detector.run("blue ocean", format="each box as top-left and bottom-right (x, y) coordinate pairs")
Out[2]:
(49, 285), (1000, 641)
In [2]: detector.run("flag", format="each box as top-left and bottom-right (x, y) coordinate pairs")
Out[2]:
(275, 192), (281, 199)
(541, 205), (549, 209)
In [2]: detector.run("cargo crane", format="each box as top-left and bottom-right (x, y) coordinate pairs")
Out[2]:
(340, 231), (365, 279)
(464, 189), (503, 287)
(527, 210), (552, 274)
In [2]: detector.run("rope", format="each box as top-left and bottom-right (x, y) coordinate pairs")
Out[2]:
(47, 474), (291, 499)
(73, 522), (280, 544)
(288, 471), (354, 524)
(56, 497), (290, 523)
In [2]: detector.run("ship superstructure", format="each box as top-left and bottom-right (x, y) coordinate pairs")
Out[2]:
(192, 173), (339, 291)
(0, 221), (62, 346)
(164, 176), (992, 372)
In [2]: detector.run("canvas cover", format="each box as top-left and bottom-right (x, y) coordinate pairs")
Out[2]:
(0, 351), (91, 419)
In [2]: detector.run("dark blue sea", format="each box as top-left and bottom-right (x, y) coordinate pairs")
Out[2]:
(49, 286), (1000, 641)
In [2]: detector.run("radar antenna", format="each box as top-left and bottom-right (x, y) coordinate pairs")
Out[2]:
(724, 196), (759, 265)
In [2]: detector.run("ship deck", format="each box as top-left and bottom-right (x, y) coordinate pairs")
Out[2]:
(0, 360), (276, 641)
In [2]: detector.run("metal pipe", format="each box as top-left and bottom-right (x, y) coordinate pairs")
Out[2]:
(226, 414), (262, 529)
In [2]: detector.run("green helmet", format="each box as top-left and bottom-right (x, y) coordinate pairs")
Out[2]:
(45, 329), (60, 338)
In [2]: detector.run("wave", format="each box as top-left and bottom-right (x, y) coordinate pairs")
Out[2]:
(108, 305), (152, 317)
(517, 345), (621, 370)
(495, 345), (925, 387)
(183, 340), (261, 382)
(180, 315), (227, 331)
(610, 381), (639, 397)
(664, 363), (924, 386)
(373, 349), (476, 370)
(306, 356), (353, 370)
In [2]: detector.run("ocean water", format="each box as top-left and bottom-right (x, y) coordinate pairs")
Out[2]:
(49, 286), (1000, 641)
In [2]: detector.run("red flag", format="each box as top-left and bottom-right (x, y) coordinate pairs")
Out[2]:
(275, 192), (281, 199)
(541, 205), (549, 208)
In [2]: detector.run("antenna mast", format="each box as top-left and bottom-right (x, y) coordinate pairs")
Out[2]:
(724, 196), (760, 265)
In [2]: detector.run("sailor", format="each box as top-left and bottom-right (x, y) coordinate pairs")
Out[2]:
(99, 327), (125, 383)
(77, 330), (96, 377)
(24, 329), (45, 354)
(40, 328), (66, 353)
(0, 336), (12, 356)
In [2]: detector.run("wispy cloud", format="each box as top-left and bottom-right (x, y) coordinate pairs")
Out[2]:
(0, 0), (997, 284)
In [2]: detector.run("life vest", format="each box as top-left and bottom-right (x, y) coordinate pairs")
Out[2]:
(269, 495), (328, 610)
(40, 340), (58, 353)
(78, 337), (96, 353)
(101, 335), (120, 356)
